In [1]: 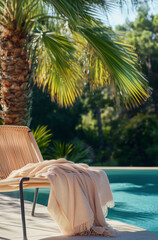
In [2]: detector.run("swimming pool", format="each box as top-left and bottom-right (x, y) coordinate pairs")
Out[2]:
(2, 169), (158, 233)
(105, 170), (158, 234)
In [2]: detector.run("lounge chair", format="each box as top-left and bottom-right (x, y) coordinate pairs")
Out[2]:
(0, 125), (50, 240)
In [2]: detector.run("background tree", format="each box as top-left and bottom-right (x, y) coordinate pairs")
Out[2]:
(111, 113), (158, 166)
(31, 85), (83, 141)
(0, 0), (150, 126)
(108, 7), (158, 166)
(116, 6), (158, 115)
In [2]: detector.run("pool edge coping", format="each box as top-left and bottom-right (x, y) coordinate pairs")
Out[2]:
(91, 167), (158, 170)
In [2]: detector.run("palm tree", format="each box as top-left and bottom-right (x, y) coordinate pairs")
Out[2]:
(0, 0), (150, 126)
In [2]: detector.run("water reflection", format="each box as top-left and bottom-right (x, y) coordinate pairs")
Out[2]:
(105, 170), (158, 233)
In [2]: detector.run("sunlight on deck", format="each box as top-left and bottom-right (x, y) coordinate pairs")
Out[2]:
(0, 194), (158, 240)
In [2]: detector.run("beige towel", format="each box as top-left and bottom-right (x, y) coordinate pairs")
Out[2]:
(8, 159), (116, 236)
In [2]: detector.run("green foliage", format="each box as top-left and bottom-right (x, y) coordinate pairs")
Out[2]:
(79, 127), (99, 148)
(28, 0), (151, 108)
(29, 6), (158, 167)
(0, 119), (3, 125)
(0, 0), (150, 112)
(32, 125), (52, 158)
(80, 22), (150, 108)
(69, 138), (94, 164)
(31, 86), (83, 142)
(35, 31), (83, 107)
(50, 138), (94, 164)
(77, 86), (117, 151)
(114, 8), (158, 167)
(51, 141), (74, 159)
(31, 123), (94, 164)
(116, 6), (158, 113)
(112, 114), (158, 166)
(116, 6), (158, 60)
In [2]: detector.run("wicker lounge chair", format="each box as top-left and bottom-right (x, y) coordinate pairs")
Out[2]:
(0, 125), (50, 240)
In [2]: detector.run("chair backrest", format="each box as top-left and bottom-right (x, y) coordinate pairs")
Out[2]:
(0, 125), (44, 179)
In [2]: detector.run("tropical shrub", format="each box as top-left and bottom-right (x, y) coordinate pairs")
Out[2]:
(32, 125), (52, 158)
(50, 138), (94, 164)
(112, 114), (158, 166)
(51, 141), (74, 159)
(69, 138), (94, 164)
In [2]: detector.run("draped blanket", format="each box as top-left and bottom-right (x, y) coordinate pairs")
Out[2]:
(7, 159), (116, 236)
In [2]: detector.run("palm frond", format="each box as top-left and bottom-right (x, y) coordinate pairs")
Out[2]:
(116, 0), (151, 8)
(33, 31), (83, 106)
(43, 0), (99, 24)
(73, 33), (110, 88)
(78, 23), (150, 108)
(0, 0), (46, 34)
(0, 0), (151, 110)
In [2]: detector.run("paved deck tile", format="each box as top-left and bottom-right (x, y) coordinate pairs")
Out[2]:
(0, 194), (158, 240)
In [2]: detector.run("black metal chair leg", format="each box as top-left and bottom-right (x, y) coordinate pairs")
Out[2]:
(19, 177), (30, 240)
(31, 188), (39, 216)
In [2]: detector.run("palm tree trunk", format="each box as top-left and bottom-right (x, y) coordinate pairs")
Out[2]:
(95, 103), (104, 150)
(0, 27), (31, 126)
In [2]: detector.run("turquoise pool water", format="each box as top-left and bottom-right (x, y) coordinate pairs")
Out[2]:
(2, 170), (158, 233)
(105, 170), (158, 234)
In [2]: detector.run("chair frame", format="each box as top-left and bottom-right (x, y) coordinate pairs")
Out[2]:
(20, 177), (30, 240)
(1, 177), (48, 240)
(19, 179), (39, 240)
(0, 125), (50, 240)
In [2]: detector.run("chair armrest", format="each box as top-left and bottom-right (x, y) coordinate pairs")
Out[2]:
(0, 177), (49, 186)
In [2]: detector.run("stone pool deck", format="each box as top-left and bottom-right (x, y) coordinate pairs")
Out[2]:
(0, 194), (158, 240)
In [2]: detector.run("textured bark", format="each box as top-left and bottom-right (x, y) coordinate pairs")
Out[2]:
(0, 26), (32, 126)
